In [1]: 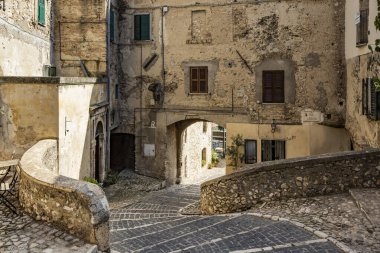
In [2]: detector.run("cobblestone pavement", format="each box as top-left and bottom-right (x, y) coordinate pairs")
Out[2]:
(249, 189), (380, 253)
(110, 185), (342, 253)
(0, 196), (96, 253)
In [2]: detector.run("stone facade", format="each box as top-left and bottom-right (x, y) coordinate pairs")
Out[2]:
(0, 0), (52, 76)
(200, 150), (380, 214)
(19, 139), (110, 251)
(113, 0), (348, 183)
(345, 0), (380, 149)
(180, 122), (212, 184)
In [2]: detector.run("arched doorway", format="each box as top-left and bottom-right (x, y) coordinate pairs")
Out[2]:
(95, 121), (104, 182)
(170, 120), (227, 185)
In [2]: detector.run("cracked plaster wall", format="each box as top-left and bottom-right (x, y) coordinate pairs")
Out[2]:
(115, 0), (347, 181)
(0, 0), (52, 76)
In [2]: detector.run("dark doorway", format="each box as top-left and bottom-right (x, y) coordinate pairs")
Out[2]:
(110, 133), (135, 172)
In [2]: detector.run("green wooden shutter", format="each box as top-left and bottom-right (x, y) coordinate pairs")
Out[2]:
(110, 8), (115, 41)
(140, 14), (150, 40)
(134, 15), (141, 40)
(38, 0), (45, 25)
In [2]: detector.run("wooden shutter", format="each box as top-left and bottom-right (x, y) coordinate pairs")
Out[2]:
(38, 0), (45, 25)
(244, 140), (257, 164)
(275, 141), (285, 160)
(110, 8), (115, 42)
(263, 71), (284, 103)
(261, 140), (272, 162)
(140, 15), (150, 40)
(370, 78), (377, 119)
(362, 79), (368, 115)
(134, 15), (141, 40)
(190, 67), (208, 93)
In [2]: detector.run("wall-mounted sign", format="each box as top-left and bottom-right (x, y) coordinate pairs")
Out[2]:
(301, 109), (324, 123)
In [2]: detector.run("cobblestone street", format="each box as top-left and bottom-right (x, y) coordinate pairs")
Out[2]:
(0, 196), (95, 253)
(110, 185), (343, 253)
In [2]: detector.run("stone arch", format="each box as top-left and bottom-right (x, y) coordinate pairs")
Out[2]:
(166, 118), (224, 184)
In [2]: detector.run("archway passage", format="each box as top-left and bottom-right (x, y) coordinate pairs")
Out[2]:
(171, 120), (227, 185)
(95, 121), (104, 182)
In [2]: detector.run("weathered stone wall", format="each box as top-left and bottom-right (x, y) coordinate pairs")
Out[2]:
(180, 122), (212, 184)
(345, 0), (380, 149)
(19, 139), (110, 251)
(118, 0), (345, 133)
(53, 0), (107, 77)
(200, 150), (380, 214)
(0, 0), (51, 76)
(116, 0), (347, 183)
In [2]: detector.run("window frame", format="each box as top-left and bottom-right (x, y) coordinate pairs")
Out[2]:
(262, 70), (285, 103)
(133, 13), (151, 41)
(190, 66), (209, 94)
(261, 140), (286, 162)
(356, 9), (369, 47)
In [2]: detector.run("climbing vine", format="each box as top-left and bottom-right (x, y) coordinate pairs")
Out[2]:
(368, 0), (380, 91)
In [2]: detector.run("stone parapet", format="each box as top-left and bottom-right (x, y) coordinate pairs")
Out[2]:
(200, 150), (380, 214)
(18, 139), (110, 252)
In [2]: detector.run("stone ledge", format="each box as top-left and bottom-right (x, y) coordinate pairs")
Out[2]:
(202, 149), (380, 187)
(19, 139), (110, 252)
(0, 76), (106, 84)
(200, 150), (380, 214)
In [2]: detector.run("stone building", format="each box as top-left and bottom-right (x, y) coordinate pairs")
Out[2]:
(345, 0), (380, 149)
(0, 0), (117, 183)
(111, 0), (351, 183)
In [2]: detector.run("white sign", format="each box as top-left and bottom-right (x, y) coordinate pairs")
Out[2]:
(144, 144), (156, 157)
(301, 109), (324, 123)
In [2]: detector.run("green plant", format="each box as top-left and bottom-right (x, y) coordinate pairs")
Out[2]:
(201, 159), (206, 167)
(226, 134), (244, 169)
(103, 173), (120, 187)
(83, 177), (98, 185)
(211, 149), (219, 164)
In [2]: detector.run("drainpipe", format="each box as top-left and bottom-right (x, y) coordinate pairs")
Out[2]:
(105, 0), (111, 174)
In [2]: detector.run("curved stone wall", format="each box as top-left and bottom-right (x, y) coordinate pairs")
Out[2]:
(200, 150), (380, 214)
(18, 139), (110, 251)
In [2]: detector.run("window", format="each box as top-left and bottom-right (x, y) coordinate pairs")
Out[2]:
(203, 122), (207, 133)
(261, 140), (285, 162)
(190, 67), (208, 93)
(244, 140), (257, 164)
(362, 78), (380, 120)
(38, 0), (45, 25)
(262, 70), (284, 103)
(115, 84), (119, 99)
(134, 14), (150, 41)
(356, 9), (369, 46)
(201, 148), (206, 166)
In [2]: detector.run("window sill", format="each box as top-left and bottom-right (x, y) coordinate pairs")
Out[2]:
(133, 40), (154, 44)
(261, 102), (285, 105)
(188, 93), (210, 96)
(356, 42), (368, 48)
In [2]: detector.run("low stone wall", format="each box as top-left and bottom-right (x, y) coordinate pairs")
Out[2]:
(18, 139), (110, 251)
(200, 150), (380, 214)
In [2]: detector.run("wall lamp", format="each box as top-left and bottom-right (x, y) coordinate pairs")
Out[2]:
(271, 119), (277, 133)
